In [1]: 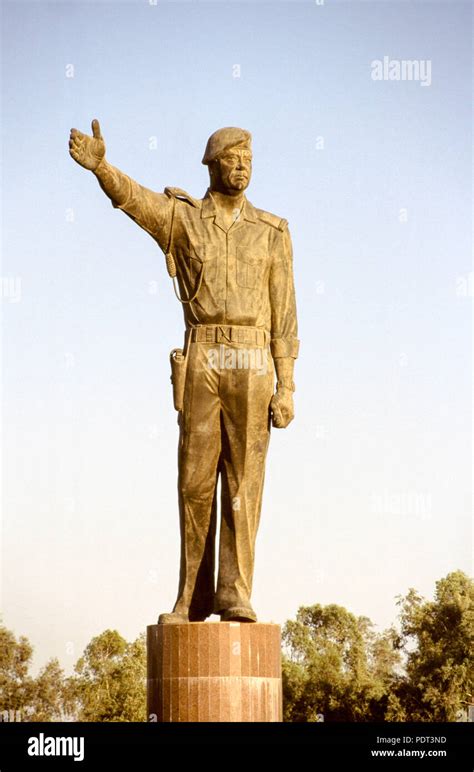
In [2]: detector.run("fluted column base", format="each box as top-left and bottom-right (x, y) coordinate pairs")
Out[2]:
(147, 622), (282, 722)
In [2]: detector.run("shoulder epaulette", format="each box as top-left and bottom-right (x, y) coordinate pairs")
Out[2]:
(164, 187), (201, 208)
(255, 208), (288, 232)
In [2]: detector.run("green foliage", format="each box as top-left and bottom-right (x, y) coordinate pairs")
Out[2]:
(0, 626), (34, 720)
(394, 570), (474, 721)
(69, 630), (146, 722)
(0, 625), (145, 722)
(282, 604), (402, 721)
(282, 571), (473, 722)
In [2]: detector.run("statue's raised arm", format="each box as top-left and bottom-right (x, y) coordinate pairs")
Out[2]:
(68, 119), (172, 249)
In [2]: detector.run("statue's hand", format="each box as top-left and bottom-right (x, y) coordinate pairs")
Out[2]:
(69, 119), (105, 171)
(270, 387), (294, 429)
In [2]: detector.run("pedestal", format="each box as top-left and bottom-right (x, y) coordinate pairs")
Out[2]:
(147, 622), (282, 722)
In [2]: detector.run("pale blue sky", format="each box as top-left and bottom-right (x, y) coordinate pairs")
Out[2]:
(1, 0), (472, 674)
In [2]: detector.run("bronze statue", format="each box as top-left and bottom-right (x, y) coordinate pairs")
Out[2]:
(69, 121), (299, 623)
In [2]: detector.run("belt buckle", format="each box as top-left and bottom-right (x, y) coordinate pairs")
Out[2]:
(217, 325), (232, 344)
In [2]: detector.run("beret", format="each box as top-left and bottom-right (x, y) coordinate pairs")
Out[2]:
(202, 127), (252, 165)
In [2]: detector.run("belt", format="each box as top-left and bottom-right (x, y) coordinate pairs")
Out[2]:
(188, 324), (270, 347)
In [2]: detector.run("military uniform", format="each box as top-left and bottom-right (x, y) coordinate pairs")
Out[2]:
(95, 141), (299, 621)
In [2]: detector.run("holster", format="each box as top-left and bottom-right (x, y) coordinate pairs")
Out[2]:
(169, 348), (187, 412)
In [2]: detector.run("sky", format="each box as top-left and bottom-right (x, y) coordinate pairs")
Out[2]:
(1, 0), (472, 676)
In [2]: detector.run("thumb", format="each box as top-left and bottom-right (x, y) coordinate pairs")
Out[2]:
(91, 119), (102, 139)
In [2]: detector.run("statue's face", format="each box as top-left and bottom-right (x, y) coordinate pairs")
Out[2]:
(211, 147), (252, 193)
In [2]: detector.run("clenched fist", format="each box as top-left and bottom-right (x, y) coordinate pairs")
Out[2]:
(69, 119), (105, 171)
(270, 387), (295, 429)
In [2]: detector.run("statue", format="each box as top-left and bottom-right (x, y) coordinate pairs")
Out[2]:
(69, 120), (299, 624)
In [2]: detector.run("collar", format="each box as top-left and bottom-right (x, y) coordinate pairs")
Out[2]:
(201, 188), (258, 224)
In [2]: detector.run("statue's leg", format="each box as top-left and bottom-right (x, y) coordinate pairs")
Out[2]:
(214, 346), (274, 620)
(187, 485), (218, 621)
(171, 341), (221, 621)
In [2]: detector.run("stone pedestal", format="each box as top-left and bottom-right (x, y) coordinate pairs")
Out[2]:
(147, 622), (282, 722)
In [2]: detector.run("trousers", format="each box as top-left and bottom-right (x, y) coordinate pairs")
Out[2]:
(171, 336), (274, 620)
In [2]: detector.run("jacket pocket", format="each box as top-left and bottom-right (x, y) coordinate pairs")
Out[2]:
(236, 247), (265, 289)
(188, 244), (218, 285)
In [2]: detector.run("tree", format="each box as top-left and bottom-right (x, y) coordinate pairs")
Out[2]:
(28, 658), (71, 721)
(394, 570), (474, 721)
(69, 629), (146, 721)
(282, 604), (401, 721)
(0, 625), (34, 721)
(283, 572), (474, 722)
(0, 623), (146, 722)
(0, 624), (74, 721)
